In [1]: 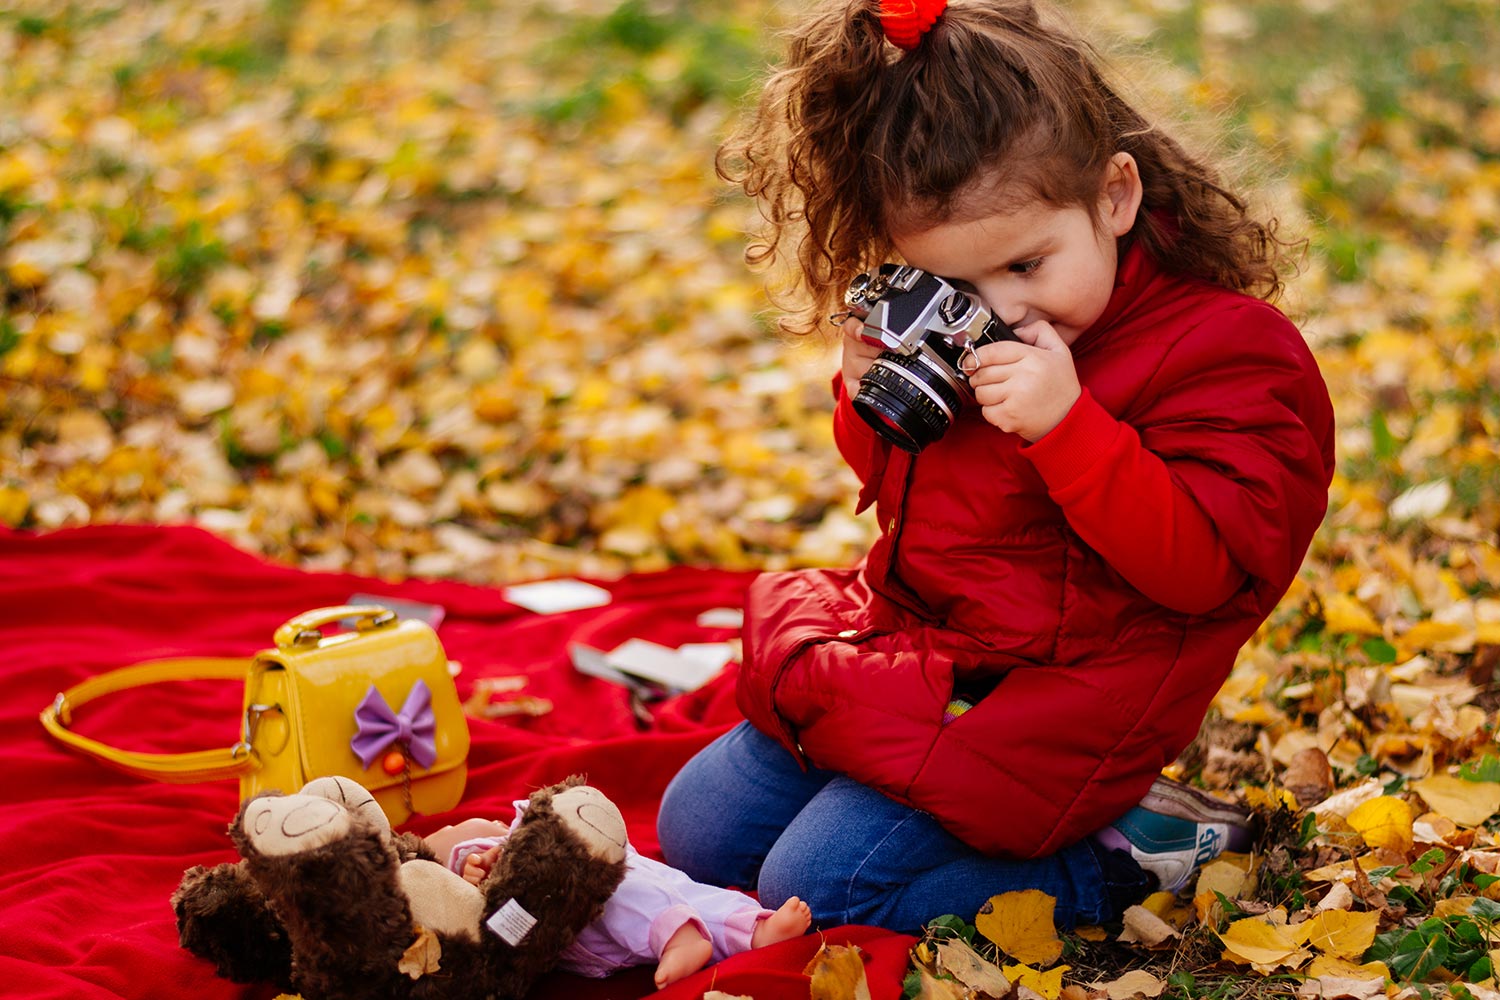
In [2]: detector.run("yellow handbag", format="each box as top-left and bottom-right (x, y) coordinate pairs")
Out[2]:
(39, 605), (470, 825)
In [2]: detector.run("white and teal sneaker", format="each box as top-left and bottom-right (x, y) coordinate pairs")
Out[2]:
(1098, 777), (1255, 894)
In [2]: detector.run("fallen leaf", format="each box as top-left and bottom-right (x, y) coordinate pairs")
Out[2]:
(1317, 882), (1355, 912)
(1411, 773), (1500, 827)
(1346, 796), (1414, 852)
(805, 943), (871, 1000)
(1090, 969), (1166, 999)
(1220, 915), (1311, 971)
(1306, 955), (1390, 981)
(398, 927), (442, 979)
(1117, 905), (1180, 948)
(1300, 909), (1380, 958)
(976, 891), (1064, 967)
(1001, 962), (1069, 1000)
(1283, 748), (1337, 806)
(934, 937), (1011, 997)
(912, 966), (967, 1000)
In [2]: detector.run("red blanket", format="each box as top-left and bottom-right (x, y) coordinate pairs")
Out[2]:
(0, 525), (914, 1000)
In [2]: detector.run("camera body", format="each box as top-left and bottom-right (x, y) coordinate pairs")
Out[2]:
(843, 263), (1018, 453)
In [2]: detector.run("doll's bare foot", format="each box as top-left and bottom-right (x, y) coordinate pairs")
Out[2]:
(751, 896), (812, 949)
(654, 922), (713, 989)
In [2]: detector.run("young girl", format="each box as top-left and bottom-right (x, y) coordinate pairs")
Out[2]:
(656, 0), (1335, 933)
(424, 812), (810, 988)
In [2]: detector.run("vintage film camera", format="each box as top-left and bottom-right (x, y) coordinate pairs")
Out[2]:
(843, 263), (1018, 453)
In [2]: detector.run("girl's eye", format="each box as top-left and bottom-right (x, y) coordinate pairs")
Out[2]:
(1009, 258), (1043, 275)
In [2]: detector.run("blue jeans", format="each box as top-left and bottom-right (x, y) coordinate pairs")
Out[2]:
(658, 722), (1126, 934)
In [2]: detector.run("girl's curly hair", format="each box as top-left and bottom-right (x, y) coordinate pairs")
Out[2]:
(719, 0), (1296, 335)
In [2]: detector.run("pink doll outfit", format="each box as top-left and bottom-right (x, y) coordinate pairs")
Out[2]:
(448, 799), (773, 977)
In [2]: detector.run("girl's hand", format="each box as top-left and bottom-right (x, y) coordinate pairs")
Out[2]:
(967, 321), (1081, 442)
(840, 317), (885, 398)
(461, 843), (504, 886)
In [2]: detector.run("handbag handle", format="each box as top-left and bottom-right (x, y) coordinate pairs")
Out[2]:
(39, 657), (262, 783)
(273, 604), (396, 649)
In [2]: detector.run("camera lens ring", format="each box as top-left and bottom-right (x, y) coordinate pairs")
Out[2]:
(851, 354), (960, 453)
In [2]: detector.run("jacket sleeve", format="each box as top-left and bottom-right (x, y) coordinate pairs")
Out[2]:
(1023, 303), (1335, 615)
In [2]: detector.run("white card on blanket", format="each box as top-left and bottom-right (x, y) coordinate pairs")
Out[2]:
(502, 579), (612, 614)
(604, 638), (726, 693)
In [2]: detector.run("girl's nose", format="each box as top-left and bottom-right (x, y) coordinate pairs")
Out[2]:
(992, 302), (1028, 331)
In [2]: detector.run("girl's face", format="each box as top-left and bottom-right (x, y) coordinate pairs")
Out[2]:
(889, 153), (1143, 346)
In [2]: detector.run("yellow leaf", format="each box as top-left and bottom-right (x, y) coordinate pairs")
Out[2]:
(0, 486), (29, 527)
(1320, 593), (1383, 636)
(1346, 796), (1414, 852)
(1244, 785), (1299, 812)
(1219, 916), (1307, 970)
(804, 943), (871, 1000)
(1306, 955), (1389, 981)
(1002, 962), (1069, 1000)
(1301, 910), (1380, 959)
(1074, 925), (1108, 942)
(975, 890), (1064, 966)
(1412, 774), (1500, 827)
(1194, 858), (1251, 902)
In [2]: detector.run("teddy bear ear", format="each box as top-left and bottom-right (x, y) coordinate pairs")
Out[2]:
(547, 785), (627, 865)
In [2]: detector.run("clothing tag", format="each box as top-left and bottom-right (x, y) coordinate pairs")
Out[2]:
(502, 579), (612, 614)
(486, 898), (538, 946)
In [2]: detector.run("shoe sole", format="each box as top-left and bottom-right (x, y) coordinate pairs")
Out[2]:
(1141, 776), (1252, 826)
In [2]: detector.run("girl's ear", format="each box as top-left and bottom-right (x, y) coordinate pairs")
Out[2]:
(1101, 152), (1143, 238)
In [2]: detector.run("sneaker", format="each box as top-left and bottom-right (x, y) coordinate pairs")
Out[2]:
(1099, 776), (1256, 894)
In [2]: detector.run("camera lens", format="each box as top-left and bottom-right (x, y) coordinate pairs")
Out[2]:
(851, 352), (962, 453)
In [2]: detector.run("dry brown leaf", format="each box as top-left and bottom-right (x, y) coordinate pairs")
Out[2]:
(1282, 747), (1336, 806)
(1117, 905), (1179, 948)
(398, 927), (442, 979)
(912, 965), (969, 1000)
(1089, 969), (1165, 1000)
(934, 937), (1012, 997)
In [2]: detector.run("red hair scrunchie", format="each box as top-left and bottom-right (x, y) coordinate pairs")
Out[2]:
(879, 0), (948, 50)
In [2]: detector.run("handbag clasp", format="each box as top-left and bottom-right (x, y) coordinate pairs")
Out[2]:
(233, 702), (279, 758)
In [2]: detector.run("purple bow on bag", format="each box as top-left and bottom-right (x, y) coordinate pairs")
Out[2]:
(350, 679), (438, 770)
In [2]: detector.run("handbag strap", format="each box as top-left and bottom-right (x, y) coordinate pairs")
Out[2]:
(39, 657), (262, 784)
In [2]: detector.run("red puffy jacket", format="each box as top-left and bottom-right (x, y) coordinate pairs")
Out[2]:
(736, 244), (1336, 859)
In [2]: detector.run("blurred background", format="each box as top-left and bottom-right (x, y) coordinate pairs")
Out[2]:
(1, 0), (1498, 696)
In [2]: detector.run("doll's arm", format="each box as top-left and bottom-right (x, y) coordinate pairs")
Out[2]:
(423, 819), (508, 868)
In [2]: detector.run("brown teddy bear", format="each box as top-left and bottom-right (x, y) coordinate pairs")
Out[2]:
(172, 775), (628, 1000)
